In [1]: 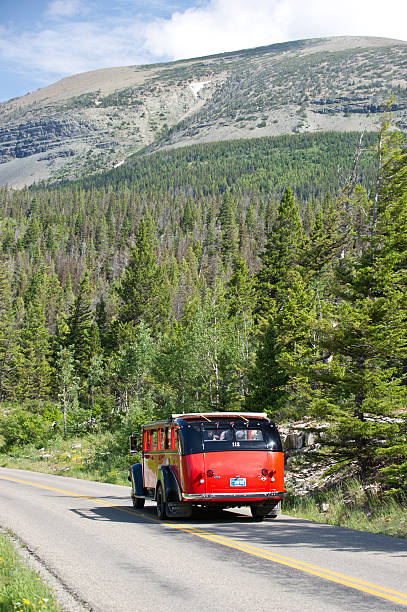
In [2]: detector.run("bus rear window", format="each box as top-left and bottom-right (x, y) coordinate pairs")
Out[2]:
(235, 429), (263, 441)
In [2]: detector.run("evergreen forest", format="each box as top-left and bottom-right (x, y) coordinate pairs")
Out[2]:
(0, 127), (406, 495)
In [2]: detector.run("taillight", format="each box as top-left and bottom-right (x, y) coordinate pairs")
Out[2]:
(206, 470), (214, 477)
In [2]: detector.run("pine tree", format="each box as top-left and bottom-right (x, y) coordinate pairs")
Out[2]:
(248, 269), (315, 418)
(218, 191), (239, 263)
(255, 187), (303, 323)
(227, 258), (255, 396)
(181, 197), (198, 232)
(14, 295), (52, 401)
(0, 262), (17, 401)
(247, 320), (288, 416)
(66, 270), (94, 379)
(117, 214), (171, 335)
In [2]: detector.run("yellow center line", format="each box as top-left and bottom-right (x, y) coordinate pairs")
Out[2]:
(0, 475), (138, 516)
(2, 474), (407, 607)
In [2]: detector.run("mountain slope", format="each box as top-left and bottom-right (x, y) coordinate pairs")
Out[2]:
(0, 35), (406, 188)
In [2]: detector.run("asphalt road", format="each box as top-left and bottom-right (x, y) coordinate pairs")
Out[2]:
(1, 467), (407, 612)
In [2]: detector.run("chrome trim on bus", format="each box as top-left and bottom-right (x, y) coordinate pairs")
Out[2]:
(183, 491), (285, 501)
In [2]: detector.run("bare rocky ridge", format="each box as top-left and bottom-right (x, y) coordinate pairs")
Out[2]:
(0, 35), (406, 188)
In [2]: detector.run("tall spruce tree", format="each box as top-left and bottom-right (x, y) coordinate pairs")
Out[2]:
(66, 270), (94, 380)
(247, 320), (288, 416)
(14, 295), (52, 401)
(227, 258), (255, 397)
(218, 191), (239, 263)
(255, 187), (303, 323)
(0, 262), (17, 401)
(117, 213), (171, 335)
(250, 188), (309, 417)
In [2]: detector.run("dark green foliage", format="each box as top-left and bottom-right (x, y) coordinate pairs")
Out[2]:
(0, 262), (16, 401)
(117, 214), (171, 335)
(66, 270), (94, 379)
(255, 187), (303, 323)
(310, 119), (407, 479)
(219, 191), (239, 262)
(247, 320), (288, 415)
(0, 402), (61, 449)
(71, 132), (378, 199)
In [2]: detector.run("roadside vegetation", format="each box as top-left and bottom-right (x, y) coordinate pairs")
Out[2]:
(0, 531), (59, 612)
(284, 479), (407, 540)
(0, 432), (133, 486)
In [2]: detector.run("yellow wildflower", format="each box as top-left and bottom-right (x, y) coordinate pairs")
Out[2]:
(23, 600), (30, 605)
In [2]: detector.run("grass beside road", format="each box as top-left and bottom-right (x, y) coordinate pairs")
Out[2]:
(0, 433), (130, 486)
(283, 478), (407, 540)
(0, 531), (59, 612)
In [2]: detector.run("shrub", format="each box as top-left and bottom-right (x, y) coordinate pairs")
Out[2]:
(0, 402), (62, 450)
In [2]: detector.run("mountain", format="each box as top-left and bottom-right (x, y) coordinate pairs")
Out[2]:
(0, 35), (406, 188)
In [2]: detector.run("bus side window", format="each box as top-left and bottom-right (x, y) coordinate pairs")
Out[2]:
(160, 428), (165, 450)
(170, 428), (175, 450)
(164, 428), (169, 449)
(143, 430), (147, 451)
(152, 430), (157, 451)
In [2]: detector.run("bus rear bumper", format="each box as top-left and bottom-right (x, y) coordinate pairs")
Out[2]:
(182, 491), (285, 502)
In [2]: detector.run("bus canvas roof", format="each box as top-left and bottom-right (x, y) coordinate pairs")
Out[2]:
(141, 412), (271, 428)
(172, 412), (268, 420)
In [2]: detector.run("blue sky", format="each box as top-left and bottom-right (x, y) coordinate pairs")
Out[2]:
(1, 0), (406, 102)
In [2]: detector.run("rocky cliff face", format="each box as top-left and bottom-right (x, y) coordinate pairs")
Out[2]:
(0, 36), (406, 188)
(0, 118), (95, 161)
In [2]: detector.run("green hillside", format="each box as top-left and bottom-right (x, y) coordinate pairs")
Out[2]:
(63, 131), (378, 199)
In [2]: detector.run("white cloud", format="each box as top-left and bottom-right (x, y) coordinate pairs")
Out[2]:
(0, 20), (151, 79)
(144, 0), (407, 60)
(45, 0), (88, 19)
(0, 0), (406, 96)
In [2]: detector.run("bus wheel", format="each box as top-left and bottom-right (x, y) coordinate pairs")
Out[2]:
(156, 485), (166, 520)
(133, 496), (145, 510)
(250, 505), (266, 521)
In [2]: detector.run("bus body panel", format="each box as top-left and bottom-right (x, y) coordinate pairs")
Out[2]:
(180, 453), (206, 495)
(202, 450), (284, 495)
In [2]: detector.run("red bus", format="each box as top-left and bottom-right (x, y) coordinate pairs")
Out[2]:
(129, 412), (285, 520)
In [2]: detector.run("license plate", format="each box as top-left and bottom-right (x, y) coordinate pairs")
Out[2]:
(230, 477), (246, 487)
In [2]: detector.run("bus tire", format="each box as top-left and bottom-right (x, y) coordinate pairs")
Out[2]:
(133, 496), (145, 509)
(156, 484), (166, 520)
(250, 505), (266, 521)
